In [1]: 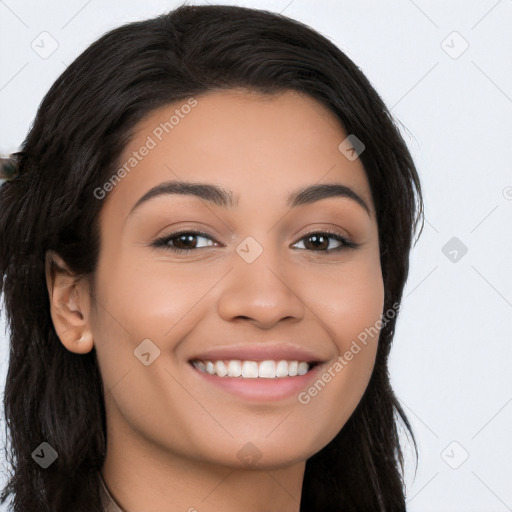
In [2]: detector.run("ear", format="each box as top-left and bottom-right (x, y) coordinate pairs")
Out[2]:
(45, 250), (94, 354)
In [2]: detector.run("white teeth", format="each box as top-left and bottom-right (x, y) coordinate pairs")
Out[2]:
(227, 360), (242, 377)
(192, 359), (312, 378)
(215, 361), (228, 377)
(275, 360), (289, 377)
(258, 360), (276, 378)
(206, 361), (215, 375)
(194, 361), (206, 372)
(297, 362), (309, 375)
(242, 361), (259, 378)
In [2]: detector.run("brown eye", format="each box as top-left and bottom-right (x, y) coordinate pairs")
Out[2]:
(151, 231), (218, 253)
(292, 231), (358, 253)
(151, 230), (358, 255)
(302, 234), (330, 251)
(171, 233), (202, 250)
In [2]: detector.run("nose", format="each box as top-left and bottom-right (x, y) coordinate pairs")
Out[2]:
(216, 247), (306, 330)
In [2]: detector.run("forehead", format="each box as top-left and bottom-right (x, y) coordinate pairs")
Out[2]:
(101, 88), (373, 220)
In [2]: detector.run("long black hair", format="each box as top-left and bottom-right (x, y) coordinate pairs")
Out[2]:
(0, 4), (423, 511)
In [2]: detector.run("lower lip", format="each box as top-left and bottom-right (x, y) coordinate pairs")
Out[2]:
(189, 363), (324, 402)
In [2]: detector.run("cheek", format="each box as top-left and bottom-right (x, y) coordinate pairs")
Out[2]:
(329, 260), (384, 350)
(89, 251), (223, 409)
(92, 248), (208, 337)
(293, 251), (384, 436)
(89, 254), (210, 458)
(301, 246), (385, 353)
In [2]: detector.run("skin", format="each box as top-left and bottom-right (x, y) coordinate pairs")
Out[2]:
(45, 88), (384, 512)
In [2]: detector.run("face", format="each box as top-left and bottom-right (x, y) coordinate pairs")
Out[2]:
(78, 89), (384, 469)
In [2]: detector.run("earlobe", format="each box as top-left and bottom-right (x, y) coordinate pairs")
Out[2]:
(45, 250), (94, 354)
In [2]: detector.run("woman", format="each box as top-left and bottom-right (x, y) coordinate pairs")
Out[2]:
(0, 4), (423, 511)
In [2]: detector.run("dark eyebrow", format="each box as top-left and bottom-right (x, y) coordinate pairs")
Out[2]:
(128, 181), (237, 216)
(287, 183), (370, 215)
(128, 180), (371, 217)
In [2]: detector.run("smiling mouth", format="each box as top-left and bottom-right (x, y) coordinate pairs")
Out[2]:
(190, 359), (319, 379)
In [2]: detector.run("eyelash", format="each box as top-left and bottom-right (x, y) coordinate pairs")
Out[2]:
(151, 229), (359, 254)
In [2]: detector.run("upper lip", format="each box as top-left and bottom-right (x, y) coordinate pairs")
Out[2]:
(188, 344), (326, 363)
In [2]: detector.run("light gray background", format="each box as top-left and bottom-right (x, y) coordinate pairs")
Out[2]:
(1, 1), (511, 511)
